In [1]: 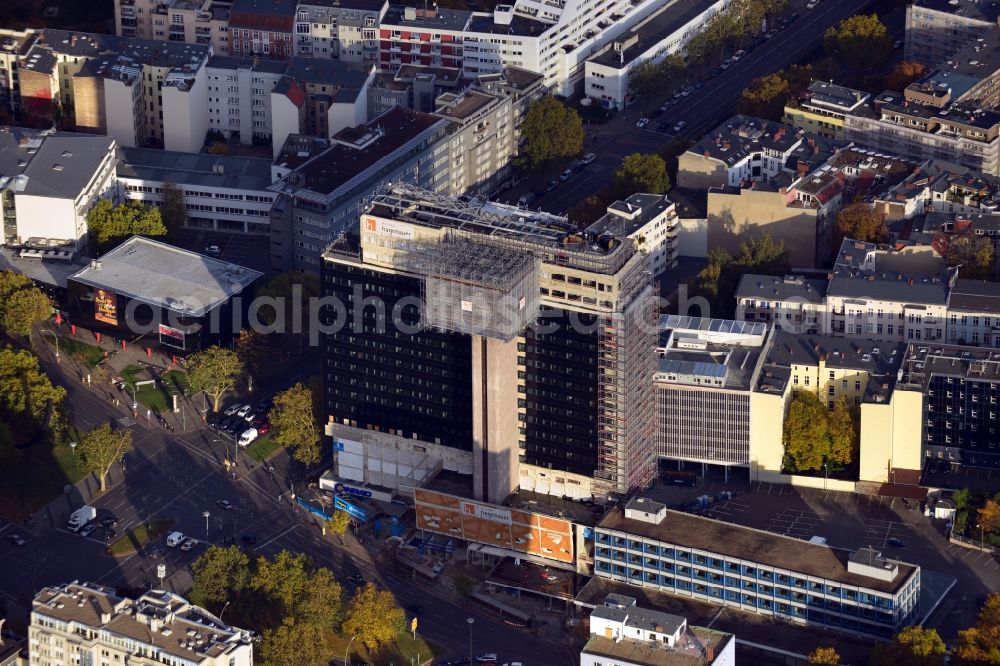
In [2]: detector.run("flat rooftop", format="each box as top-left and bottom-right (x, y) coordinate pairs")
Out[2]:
(866, 90), (1000, 133)
(206, 55), (287, 75)
(828, 239), (951, 305)
(467, 11), (548, 37)
(69, 236), (263, 316)
(273, 134), (329, 171)
(597, 507), (918, 594)
(434, 89), (497, 121)
(285, 57), (372, 88)
(736, 274), (827, 304)
(20, 133), (115, 200)
(656, 316), (768, 391)
(899, 342), (1000, 389)
(590, 0), (717, 69)
(382, 5), (472, 31)
(797, 80), (869, 113)
(117, 147), (273, 191)
(588, 193), (674, 238)
(582, 629), (732, 666)
(909, 0), (1000, 23)
(22, 29), (210, 74)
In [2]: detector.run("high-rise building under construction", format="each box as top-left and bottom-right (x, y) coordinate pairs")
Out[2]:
(321, 184), (657, 502)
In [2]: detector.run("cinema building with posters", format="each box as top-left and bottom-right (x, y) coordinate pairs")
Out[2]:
(67, 236), (262, 352)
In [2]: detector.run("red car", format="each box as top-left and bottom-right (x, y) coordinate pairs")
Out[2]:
(257, 423), (270, 435)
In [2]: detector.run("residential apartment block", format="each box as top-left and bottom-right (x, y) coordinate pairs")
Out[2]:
(322, 184), (657, 503)
(229, 0), (295, 60)
(587, 193), (679, 276)
(117, 147), (275, 234)
(114, 0), (231, 55)
(905, 0), (1000, 67)
(581, 593), (735, 666)
(0, 129), (118, 250)
(595, 498), (922, 639)
(584, 0), (729, 110)
(946, 279), (1000, 346)
(782, 80), (870, 142)
(30, 582), (253, 666)
(294, 0), (386, 61)
(0, 28), (37, 116)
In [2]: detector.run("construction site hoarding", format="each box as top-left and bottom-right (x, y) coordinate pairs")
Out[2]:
(414, 488), (574, 564)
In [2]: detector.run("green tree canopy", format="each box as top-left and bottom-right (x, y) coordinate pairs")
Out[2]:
(807, 647), (841, 665)
(691, 234), (790, 318)
(955, 592), (1000, 665)
(737, 72), (791, 121)
(342, 583), (405, 650)
(783, 390), (830, 472)
(270, 383), (321, 466)
(86, 199), (167, 245)
(829, 396), (859, 466)
(79, 422), (133, 492)
(947, 236), (995, 281)
(187, 346), (243, 412)
(250, 550), (344, 631)
(836, 202), (886, 244)
(518, 96), (585, 169)
(0, 346), (66, 425)
(885, 61), (928, 91)
(259, 619), (329, 666)
(326, 509), (351, 544)
(824, 14), (892, 73)
(189, 545), (251, 611)
(3, 287), (51, 340)
(870, 626), (946, 666)
(614, 153), (670, 196)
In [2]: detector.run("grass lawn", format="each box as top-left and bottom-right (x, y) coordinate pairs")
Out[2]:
(329, 630), (444, 666)
(244, 435), (282, 463)
(121, 365), (190, 413)
(107, 519), (175, 556)
(56, 336), (106, 367)
(0, 426), (90, 522)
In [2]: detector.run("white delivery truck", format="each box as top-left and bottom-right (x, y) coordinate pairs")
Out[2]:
(166, 531), (186, 547)
(67, 505), (97, 532)
(238, 428), (258, 447)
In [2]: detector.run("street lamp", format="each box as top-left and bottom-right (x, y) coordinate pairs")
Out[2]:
(344, 636), (355, 666)
(203, 510), (211, 538)
(41, 329), (59, 363)
(69, 441), (77, 459)
(126, 382), (138, 411)
(219, 600), (231, 624)
(467, 617), (474, 663)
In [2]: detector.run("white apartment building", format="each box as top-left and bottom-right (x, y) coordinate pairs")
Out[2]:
(114, 0), (232, 55)
(206, 55), (286, 145)
(118, 146), (275, 234)
(294, 0), (387, 61)
(30, 582), (253, 666)
(946, 279), (1000, 347)
(584, 0), (729, 109)
(587, 193), (679, 276)
(2, 131), (118, 250)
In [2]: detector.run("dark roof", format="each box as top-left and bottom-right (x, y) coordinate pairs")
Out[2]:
(229, 0), (296, 30)
(288, 107), (443, 195)
(117, 147), (273, 191)
(466, 12), (548, 37)
(206, 55), (287, 75)
(588, 193), (673, 238)
(948, 278), (1000, 312)
(20, 134), (115, 199)
(23, 29), (210, 74)
(899, 343), (1000, 389)
(381, 5), (472, 31)
(590, 0), (717, 69)
(690, 115), (809, 167)
(909, 0), (1000, 23)
(298, 0), (386, 9)
(735, 274), (827, 304)
(285, 57), (372, 88)
(827, 239), (951, 305)
(598, 507), (918, 594)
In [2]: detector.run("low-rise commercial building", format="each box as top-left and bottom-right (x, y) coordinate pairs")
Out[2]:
(117, 147), (275, 234)
(595, 498), (922, 638)
(581, 593), (735, 666)
(583, 0), (729, 110)
(905, 0), (1000, 67)
(782, 80), (869, 142)
(30, 581), (253, 666)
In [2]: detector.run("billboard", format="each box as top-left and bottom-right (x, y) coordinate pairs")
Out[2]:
(364, 216), (414, 240)
(94, 289), (118, 325)
(414, 489), (574, 564)
(158, 323), (186, 349)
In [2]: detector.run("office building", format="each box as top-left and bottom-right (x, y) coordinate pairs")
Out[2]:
(117, 146), (276, 234)
(595, 498), (922, 638)
(293, 0), (387, 61)
(114, 0), (231, 55)
(322, 184), (657, 502)
(899, 343), (1000, 468)
(919, 26), (1000, 109)
(581, 594), (735, 666)
(905, 0), (1000, 67)
(269, 107), (450, 269)
(844, 89), (1000, 176)
(584, 0), (730, 110)
(782, 80), (870, 142)
(18, 29), (211, 152)
(30, 582), (253, 666)
(228, 0), (296, 60)
(654, 316), (769, 476)
(586, 194), (679, 276)
(0, 130), (118, 250)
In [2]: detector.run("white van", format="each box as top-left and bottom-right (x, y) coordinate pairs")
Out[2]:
(166, 531), (186, 547)
(238, 428), (258, 447)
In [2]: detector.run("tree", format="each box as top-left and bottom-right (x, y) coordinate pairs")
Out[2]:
(978, 500), (1000, 536)
(342, 583), (405, 650)
(948, 236), (995, 280)
(828, 397), (859, 468)
(955, 592), (1000, 665)
(189, 545), (251, 610)
(690, 233), (789, 319)
(253, 271), (321, 343)
(251, 550), (311, 620)
(614, 153), (670, 196)
(0, 346), (66, 424)
(187, 346), (243, 412)
(783, 390), (831, 472)
(885, 61), (928, 91)
(954, 487), (972, 511)
(78, 422), (133, 492)
(870, 626), (946, 666)
(629, 61), (664, 104)
(824, 14), (892, 73)
(2, 287), (51, 341)
(259, 619), (329, 666)
(296, 567), (344, 630)
(86, 199), (167, 245)
(807, 647), (841, 665)
(568, 194), (612, 228)
(326, 509), (351, 545)
(836, 202), (885, 244)
(270, 383), (320, 466)
(160, 181), (187, 233)
(737, 72), (791, 121)
(235, 329), (269, 381)
(518, 96), (585, 169)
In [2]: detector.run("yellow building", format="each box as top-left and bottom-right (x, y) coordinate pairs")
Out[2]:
(782, 80), (870, 142)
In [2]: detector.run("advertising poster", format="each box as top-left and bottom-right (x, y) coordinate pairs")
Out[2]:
(94, 289), (118, 326)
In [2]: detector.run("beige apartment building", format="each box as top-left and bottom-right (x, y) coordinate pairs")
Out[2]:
(30, 582), (253, 666)
(115, 0), (232, 55)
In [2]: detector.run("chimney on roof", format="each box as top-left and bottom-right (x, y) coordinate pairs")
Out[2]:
(774, 128), (784, 141)
(706, 645), (715, 661)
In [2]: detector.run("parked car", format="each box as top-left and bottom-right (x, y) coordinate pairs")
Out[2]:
(559, 168), (574, 181)
(79, 523), (97, 538)
(888, 537), (905, 548)
(217, 499), (234, 510)
(540, 569), (560, 582)
(694, 80), (704, 89)
(580, 152), (597, 165)
(476, 655), (498, 663)
(98, 516), (119, 528)
(238, 428), (259, 447)
(544, 180), (558, 192)
(8, 534), (26, 547)
(181, 538), (196, 551)
(257, 423), (271, 436)
(147, 546), (165, 559)
(236, 405), (253, 418)
(732, 49), (745, 60)
(257, 396), (274, 412)
(242, 409), (257, 422)
(204, 244), (222, 257)
(223, 403), (244, 417)
(710, 67), (722, 77)
(241, 534), (257, 546)
(682, 85), (694, 95)
(166, 531), (186, 548)
(102, 529), (117, 542)
(672, 120), (688, 133)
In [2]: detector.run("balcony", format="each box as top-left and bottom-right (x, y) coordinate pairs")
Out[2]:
(120, 6), (135, 17)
